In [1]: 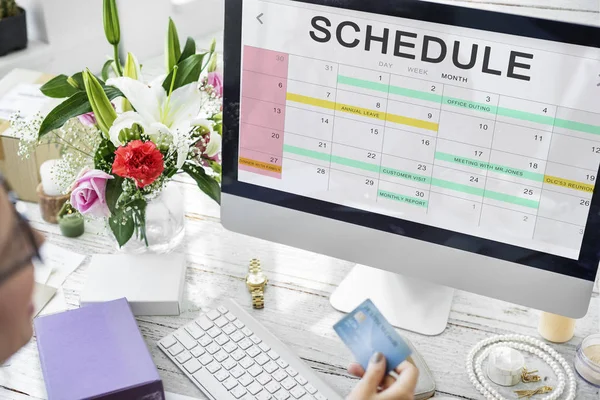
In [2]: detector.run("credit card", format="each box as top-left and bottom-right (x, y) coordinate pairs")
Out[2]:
(334, 299), (412, 375)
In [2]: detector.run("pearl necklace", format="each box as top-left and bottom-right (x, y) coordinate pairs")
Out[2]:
(466, 335), (577, 400)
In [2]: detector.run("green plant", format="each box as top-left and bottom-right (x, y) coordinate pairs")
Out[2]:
(0, 0), (19, 19)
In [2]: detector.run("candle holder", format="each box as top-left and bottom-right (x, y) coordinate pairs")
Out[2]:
(57, 202), (84, 238)
(37, 183), (70, 224)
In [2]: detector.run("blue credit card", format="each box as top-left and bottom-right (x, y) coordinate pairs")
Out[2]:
(334, 299), (412, 375)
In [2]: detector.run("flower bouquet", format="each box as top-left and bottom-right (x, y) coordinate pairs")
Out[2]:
(13, 0), (222, 251)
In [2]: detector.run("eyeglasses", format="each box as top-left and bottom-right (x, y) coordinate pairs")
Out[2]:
(0, 176), (43, 286)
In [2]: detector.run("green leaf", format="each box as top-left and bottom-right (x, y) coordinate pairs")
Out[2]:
(70, 72), (85, 90)
(166, 17), (181, 72)
(109, 212), (135, 247)
(162, 53), (206, 93)
(40, 75), (79, 98)
(105, 175), (123, 214)
(183, 162), (221, 204)
(38, 86), (123, 137)
(101, 60), (114, 81)
(179, 37), (196, 62)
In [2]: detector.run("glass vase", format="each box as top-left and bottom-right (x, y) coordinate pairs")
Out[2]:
(109, 183), (185, 254)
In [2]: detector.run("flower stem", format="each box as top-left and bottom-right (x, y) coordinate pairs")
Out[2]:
(50, 134), (94, 158)
(113, 45), (123, 76)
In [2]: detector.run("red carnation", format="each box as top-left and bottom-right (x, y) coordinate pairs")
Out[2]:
(112, 140), (165, 188)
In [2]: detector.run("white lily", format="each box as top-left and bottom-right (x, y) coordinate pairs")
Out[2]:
(205, 131), (222, 158)
(106, 76), (203, 168)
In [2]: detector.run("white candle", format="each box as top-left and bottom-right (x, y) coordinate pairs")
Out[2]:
(39, 159), (63, 196)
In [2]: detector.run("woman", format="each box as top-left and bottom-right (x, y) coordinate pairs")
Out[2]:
(0, 176), (418, 399)
(0, 176), (44, 364)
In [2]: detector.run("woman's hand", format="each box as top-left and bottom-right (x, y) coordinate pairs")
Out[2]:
(347, 353), (419, 400)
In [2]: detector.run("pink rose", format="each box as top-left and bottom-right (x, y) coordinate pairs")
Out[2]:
(70, 168), (114, 218)
(207, 72), (223, 97)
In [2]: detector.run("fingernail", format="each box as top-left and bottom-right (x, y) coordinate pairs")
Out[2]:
(370, 352), (383, 364)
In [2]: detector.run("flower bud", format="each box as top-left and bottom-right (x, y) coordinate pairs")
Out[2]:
(103, 0), (121, 46)
(83, 69), (117, 136)
(210, 38), (217, 54)
(207, 53), (218, 73)
(123, 53), (140, 81)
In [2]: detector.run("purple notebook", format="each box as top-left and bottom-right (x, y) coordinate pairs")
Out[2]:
(34, 298), (164, 400)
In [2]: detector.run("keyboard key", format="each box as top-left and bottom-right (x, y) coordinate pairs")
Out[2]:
(231, 365), (245, 378)
(264, 361), (278, 374)
(208, 327), (222, 338)
(223, 377), (239, 390)
(239, 356), (254, 369)
(231, 386), (247, 399)
(248, 382), (263, 395)
(168, 343), (184, 356)
(199, 336), (212, 347)
(257, 372), (272, 385)
(206, 361), (222, 373)
(215, 369), (230, 382)
(215, 316), (229, 328)
(231, 349), (246, 361)
(266, 381), (282, 394)
(207, 310), (221, 320)
(222, 357), (237, 370)
(233, 320), (245, 329)
(230, 331), (245, 342)
(175, 351), (192, 364)
(295, 375), (308, 386)
(282, 377), (297, 390)
(257, 391), (272, 400)
(275, 391), (291, 400)
(277, 359), (289, 369)
(238, 373), (254, 387)
(250, 335), (262, 344)
(225, 312), (237, 321)
(199, 354), (213, 365)
(256, 353), (270, 366)
(248, 364), (263, 377)
(247, 345), (261, 358)
(273, 369), (288, 382)
(242, 327), (253, 336)
(239, 338), (253, 350)
(197, 316), (214, 331)
(223, 324), (236, 335)
(305, 384), (317, 395)
(217, 305), (228, 314)
(314, 393), (327, 400)
(160, 336), (177, 349)
(185, 323), (204, 340)
(290, 386), (306, 399)
(215, 349), (229, 362)
(268, 350), (279, 360)
(191, 347), (205, 358)
(206, 343), (220, 354)
(215, 334), (230, 346)
(224, 342), (238, 353)
(286, 367), (298, 377)
(259, 343), (271, 352)
(175, 330), (197, 350)
(183, 358), (202, 374)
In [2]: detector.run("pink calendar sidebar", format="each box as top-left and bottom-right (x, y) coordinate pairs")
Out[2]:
(239, 46), (289, 179)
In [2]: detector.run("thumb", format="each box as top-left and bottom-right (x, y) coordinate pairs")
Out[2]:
(354, 352), (387, 395)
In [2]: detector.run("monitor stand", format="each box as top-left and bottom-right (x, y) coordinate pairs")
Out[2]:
(330, 264), (454, 336)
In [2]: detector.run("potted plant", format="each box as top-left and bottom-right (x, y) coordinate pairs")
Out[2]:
(0, 0), (27, 56)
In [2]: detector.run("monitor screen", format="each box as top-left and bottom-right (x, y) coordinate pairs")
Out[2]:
(223, 0), (600, 281)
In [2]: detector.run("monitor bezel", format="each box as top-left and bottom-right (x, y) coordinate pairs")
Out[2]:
(222, 0), (600, 282)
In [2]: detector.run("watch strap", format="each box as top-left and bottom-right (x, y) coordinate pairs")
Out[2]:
(251, 288), (264, 309)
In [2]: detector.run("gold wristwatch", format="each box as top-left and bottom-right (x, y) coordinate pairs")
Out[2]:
(246, 259), (268, 309)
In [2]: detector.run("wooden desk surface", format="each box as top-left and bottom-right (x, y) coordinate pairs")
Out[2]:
(1, 2), (599, 399)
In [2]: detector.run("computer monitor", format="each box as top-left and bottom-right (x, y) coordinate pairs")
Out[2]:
(221, 0), (600, 335)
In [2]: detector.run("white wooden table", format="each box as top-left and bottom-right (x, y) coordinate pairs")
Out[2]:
(1, 1), (599, 399)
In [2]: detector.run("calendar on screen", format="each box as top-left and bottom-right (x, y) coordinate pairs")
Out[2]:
(236, 0), (600, 260)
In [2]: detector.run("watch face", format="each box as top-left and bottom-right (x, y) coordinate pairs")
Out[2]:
(247, 272), (266, 285)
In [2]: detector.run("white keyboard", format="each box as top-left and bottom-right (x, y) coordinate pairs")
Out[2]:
(158, 299), (343, 400)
